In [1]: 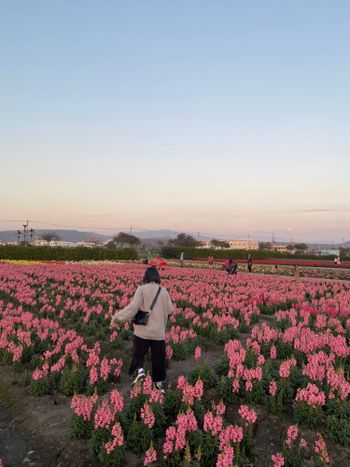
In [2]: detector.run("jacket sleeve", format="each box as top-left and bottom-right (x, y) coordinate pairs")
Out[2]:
(166, 290), (174, 315)
(113, 287), (143, 323)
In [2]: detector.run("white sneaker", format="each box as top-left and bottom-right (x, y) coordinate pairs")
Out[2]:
(154, 381), (165, 394)
(132, 368), (146, 386)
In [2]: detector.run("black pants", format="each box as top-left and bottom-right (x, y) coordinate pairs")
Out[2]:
(129, 335), (166, 382)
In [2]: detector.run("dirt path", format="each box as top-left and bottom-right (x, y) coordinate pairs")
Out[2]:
(0, 399), (44, 467)
(0, 366), (97, 467)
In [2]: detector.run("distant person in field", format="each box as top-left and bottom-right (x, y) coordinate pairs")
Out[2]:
(180, 251), (184, 268)
(208, 255), (214, 269)
(247, 254), (253, 273)
(226, 258), (238, 275)
(111, 267), (173, 394)
(225, 258), (233, 274)
(232, 259), (238, 275)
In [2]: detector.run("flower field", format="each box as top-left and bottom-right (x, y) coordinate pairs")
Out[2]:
(1, 263), (350, 466)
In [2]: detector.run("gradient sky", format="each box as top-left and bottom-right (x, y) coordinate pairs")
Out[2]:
(1, 1), (349, 242)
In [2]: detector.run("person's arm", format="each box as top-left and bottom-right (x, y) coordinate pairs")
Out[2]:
(166, 290), (174, 315)
(111, 287), (143, 324)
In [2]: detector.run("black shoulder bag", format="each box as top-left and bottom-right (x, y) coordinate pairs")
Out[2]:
(132, 286), (162, 326)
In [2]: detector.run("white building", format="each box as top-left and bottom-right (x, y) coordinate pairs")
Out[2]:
(198, 239), (259, 250)
(320, 249), (340, 256)
(228, 239), (259, 250)
(33, 240), (96, 248)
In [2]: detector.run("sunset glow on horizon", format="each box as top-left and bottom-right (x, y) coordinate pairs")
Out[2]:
(1, 1), (350, 242)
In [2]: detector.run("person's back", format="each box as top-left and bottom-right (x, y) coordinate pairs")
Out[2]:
(133, 283), (172, 340)
(111, 266), (173, 393)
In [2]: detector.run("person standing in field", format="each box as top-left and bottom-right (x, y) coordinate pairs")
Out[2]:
(180, 251), (184, 268)
(111, 267), (173, 393)
(208, 255), (214, 269)
(225, 258), (233, 274)
(247, 254), (253, 273)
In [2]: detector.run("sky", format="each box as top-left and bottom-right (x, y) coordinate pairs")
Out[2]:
(1, 1), (349, 242)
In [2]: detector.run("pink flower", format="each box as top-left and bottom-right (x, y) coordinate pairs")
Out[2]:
(194, 346), (202, 360)
(314, 434), (330, 464)
(166, 345), (173, 360)
(270, 345), (277, 359)
(71, 394), (98, 421)
(141, 403), (155, 429)
(144, 444), (157, 465)
(110, 390), (124, 413)
(269, 380), (277, 397)
(285, 425), (299, 448)
(216, 445), (234, 467)
(213, 401), (226, 415)
(204, 411), (223, 436)
(104, 421), (124, 454)
(94, 400), (115, 430)
(295, 383), (326, 407)
(238, 405), (257, 426)
(219, 425), (243, 450)
(272, 452), (285, 467)
(89, 366), (98, 385)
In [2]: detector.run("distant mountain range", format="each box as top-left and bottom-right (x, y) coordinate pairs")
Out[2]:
(0, 229), (182, 243)
(0, 229), (110, 243)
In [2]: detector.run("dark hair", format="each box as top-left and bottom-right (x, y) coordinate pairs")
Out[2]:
(143, 266), (161, 284)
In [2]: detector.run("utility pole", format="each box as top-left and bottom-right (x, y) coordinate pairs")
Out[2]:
(19, 220), (35, 246)
(22, 219), (29, 246)
(29, 228), (35, 245)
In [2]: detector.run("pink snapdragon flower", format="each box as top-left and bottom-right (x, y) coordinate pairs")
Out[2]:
(194, 346), (202, 360)
(314, 434), (330, 464)
(269, 380), (277, 397)
(141, 403), (155, 429)
(238, 405), (257, 426)
(295, 383), (326, 406)
(285, 425), (299, 448)
(271, 452), (285, 467)
(216, 445), (234, 467)
(144, 444), (157, 465)
(104, 421), (124, 454)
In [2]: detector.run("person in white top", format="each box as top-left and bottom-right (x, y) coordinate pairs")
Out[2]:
(111, 267), (173, 392)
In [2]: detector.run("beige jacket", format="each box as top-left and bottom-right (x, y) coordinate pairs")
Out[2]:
(113, 283), (173, 341)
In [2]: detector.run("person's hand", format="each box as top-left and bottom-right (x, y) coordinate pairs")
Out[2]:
(111, 314), (119, 326)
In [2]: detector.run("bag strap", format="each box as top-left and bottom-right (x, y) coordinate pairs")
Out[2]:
(149, 286), (162, 311)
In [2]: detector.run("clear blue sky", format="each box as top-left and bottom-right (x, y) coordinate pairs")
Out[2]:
(1, 1), (349, 241)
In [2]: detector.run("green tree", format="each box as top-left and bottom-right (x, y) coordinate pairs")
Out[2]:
(40, 233), (61, 243)
(168, 233), (199, 247)
(294, 243), (308, 251)
(109, 232), (141, 248)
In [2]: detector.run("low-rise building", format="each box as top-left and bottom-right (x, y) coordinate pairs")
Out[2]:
(197, 239), (259, 250)
(320, 249), (340, 256)
(228, 239), (259, 250)
(273, 245), (289, 253)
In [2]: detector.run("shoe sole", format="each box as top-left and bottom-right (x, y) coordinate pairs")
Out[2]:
(131, 374), (146, 386)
